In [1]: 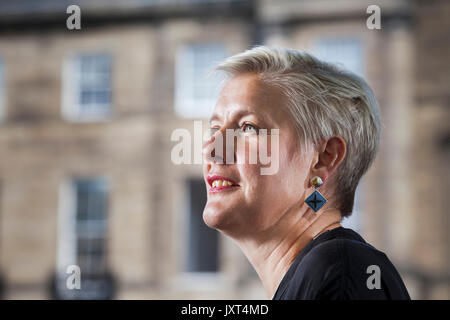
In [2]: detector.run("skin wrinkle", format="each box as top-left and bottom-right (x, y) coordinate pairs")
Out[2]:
(239, 208), (342, 298)
(264, 213), (315, 267)
(256, 201), (310, 262)
(202, 73), (346, 298)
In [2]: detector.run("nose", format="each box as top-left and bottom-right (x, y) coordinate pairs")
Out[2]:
(202, 128), (236, 165)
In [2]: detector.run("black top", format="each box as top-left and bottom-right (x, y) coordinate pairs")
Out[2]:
(273, 227), (410, 300)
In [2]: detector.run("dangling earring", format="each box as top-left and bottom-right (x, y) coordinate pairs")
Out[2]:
(305, 176), (327, 212)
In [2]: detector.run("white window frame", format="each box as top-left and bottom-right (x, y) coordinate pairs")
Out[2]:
(62, 53), (112, 122)
(312, 37), (365, 230)
(175, 43), (227, 119)
(57, 180), (78, 275)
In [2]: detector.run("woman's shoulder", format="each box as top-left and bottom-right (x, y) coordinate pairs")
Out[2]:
(277, 228), (410, 299)
(298, 229), (392, 281)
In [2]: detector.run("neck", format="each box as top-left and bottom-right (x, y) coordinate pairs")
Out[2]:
(234, 207), (342, 299)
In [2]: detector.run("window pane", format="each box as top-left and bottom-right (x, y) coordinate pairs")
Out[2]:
(80, 72), (110, 90)
(175, 43), (227, 118)
(75, 178), (107, 222)
(186, 178), (219, 272)
(191, 44), (225, 101)
(74, 54), (112, 119)
(74, 178), (108, 276)
(313, 38), (364, 230)
(80, 91), (93, 105)
(77, 238), (105, 270)
(80, 55), (93, 73)
(93, 90), (110, 105)
(314, 38), (363, 76)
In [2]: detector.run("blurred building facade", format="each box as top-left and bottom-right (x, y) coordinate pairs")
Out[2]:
(0, 0), (448, 299)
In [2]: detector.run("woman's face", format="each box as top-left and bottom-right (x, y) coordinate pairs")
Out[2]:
(202, 73), (314, 238)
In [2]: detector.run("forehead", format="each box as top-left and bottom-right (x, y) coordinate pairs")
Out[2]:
(211, 73), (289, 124)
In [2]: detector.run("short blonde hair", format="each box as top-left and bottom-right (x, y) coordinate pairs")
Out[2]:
(215, 46), (381, 217)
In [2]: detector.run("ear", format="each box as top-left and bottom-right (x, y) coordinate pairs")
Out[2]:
(310, 136), (346, 184)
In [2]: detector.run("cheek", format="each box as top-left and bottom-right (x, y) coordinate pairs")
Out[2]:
(238, 163), (261, 198)
(234, 135), (275, 168)
(260, 141), (308, 211)
(237, 134), (302, 188)
(238, 148), (301, 211)
(281, 150), (311, 200)
(236, 135), (309, 217)
(234, 136), (258, 165)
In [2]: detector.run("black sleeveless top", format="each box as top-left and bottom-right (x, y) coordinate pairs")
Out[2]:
(273, 227), (410, 300)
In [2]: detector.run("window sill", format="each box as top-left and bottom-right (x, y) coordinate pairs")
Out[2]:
(62, 115), (113, 124)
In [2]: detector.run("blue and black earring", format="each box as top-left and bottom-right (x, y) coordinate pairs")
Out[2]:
(305, 176), (327, 212)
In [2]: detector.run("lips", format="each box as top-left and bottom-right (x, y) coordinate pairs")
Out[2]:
(207, 175), (239, 193)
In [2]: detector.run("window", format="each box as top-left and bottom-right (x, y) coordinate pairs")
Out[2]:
(313, 38), (364, 76)
(0, 58), (4, 121)
(55, 177), (114, 299)
(185, 178), (219, 273)
(63, 54), (112, 121)
(314, 37), (364, 230)
(74, 178), (108, 277)
(175, 43), (227, 118)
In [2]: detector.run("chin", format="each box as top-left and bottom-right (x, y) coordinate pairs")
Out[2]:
(203, 205), (258, 240)
(203, 205), (227, 229)
(203, 203), (241, 235)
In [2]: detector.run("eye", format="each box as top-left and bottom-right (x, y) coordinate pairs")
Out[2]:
(208, 126), (220, 138)
(240, 123), (259, 135)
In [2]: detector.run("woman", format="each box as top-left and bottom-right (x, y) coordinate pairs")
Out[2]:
(202, 46), (410, 300)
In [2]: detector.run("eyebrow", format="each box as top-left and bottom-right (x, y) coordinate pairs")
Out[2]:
(209, 114), (221, 124)
(209, 109), (259, 125)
